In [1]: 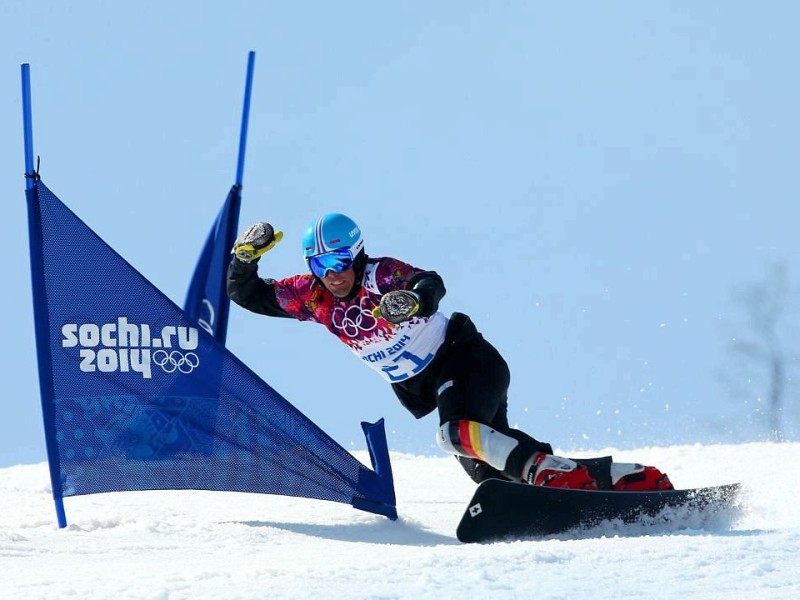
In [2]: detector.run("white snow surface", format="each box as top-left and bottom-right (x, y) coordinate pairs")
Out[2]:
(1, 442), (798, 600)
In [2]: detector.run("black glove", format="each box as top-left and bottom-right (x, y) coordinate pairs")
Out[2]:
(231, 222), (283, 263)
(372, 290), (421, 324)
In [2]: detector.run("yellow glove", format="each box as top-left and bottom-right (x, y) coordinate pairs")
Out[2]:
(232, 222), (283, 263)
(372, 290), (421, 324)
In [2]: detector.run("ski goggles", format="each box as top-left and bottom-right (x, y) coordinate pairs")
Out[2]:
(307, 247), (355, 278)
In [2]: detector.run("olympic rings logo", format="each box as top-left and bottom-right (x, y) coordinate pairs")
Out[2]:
(332, 297), (378, 338)
(152, 349), (200, 374)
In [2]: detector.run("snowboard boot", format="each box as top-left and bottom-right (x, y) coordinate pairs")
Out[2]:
(523, 453), (598, 490)
(611, 463), (674, 491)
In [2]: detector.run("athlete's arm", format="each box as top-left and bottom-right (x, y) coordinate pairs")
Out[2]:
(227, 257), (293, 318)
(407, 271), (446, 317)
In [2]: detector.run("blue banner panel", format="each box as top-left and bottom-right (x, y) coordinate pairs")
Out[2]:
(26, 181), (396, 519)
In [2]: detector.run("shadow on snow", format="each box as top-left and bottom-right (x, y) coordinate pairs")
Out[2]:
(236, 516), (458, 546)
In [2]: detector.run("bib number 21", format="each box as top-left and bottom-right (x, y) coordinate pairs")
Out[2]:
(381, 350), (434, 382)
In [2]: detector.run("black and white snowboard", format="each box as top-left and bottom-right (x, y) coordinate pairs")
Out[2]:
(456, 479), (741, 543)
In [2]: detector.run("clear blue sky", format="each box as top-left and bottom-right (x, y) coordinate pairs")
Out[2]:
(2, 2), (799, 467)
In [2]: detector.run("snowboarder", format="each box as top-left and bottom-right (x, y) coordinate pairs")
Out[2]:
(227, 213), (673, 492)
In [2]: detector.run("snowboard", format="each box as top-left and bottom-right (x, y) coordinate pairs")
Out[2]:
(456, 478), (741, 543)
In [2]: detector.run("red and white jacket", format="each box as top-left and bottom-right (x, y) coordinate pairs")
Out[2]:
(227, 256), (447, 383)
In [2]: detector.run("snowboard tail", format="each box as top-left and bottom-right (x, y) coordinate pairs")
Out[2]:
(456, 479), (741, 543)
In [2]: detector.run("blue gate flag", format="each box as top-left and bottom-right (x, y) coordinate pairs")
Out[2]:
(25, 180), (397, 526)
(183, 184), (241, 343)
(183, 51), (254, 344)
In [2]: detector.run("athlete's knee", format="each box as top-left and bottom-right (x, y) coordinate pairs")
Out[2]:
(436, 420), (519, 471)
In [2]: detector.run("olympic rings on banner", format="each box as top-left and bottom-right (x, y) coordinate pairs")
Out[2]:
(152, 349), (200, 374)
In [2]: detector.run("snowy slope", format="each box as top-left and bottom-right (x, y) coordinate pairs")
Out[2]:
(1, 442), (798, 600)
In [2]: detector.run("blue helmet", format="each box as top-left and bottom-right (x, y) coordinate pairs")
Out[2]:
(302, 213), (365, 261)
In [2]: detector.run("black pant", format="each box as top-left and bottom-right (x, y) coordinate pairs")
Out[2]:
(392, 313), (552, 482)
(435, 332), (510, 426)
